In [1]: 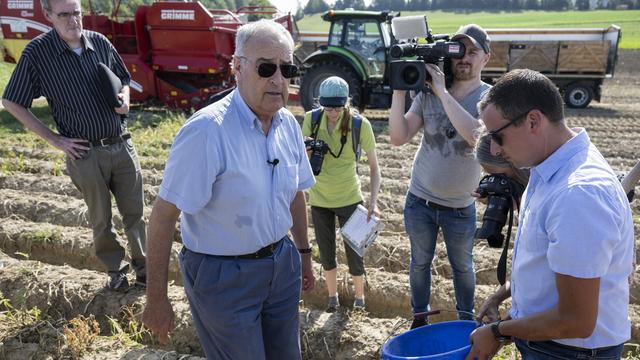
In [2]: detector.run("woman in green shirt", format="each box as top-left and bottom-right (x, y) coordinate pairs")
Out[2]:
(302, 76), (381, 312)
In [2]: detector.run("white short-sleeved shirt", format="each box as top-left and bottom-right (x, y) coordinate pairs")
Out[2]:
(159, 89), (315, 255)
(509, 128), (634, 348)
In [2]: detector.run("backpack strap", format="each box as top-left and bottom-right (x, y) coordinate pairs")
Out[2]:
(310, 108), (323, 139)
(351, 113), (362, 163)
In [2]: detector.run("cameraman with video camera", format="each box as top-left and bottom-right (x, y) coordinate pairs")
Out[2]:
(388, 24), (492, 328)
(302, 76), (381, 312)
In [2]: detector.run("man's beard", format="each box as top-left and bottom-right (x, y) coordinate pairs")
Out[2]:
(453, 64), (476, 81)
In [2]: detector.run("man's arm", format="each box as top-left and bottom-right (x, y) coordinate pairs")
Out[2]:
(290, 191), (315, 291)
(424, 64), (482, 147)
(466, 274), (599, 360)
(500, 274), (599, 340)
(1, 99), (89, 159)
(142, 197), (182, 345)
(388, 90), (424, 146)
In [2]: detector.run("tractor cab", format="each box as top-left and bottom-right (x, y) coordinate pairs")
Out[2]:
(300, 10), (397, 111)
(326, 11), (392, 80)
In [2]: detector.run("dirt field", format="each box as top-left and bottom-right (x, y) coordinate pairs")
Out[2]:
(1, 49), (639, 359)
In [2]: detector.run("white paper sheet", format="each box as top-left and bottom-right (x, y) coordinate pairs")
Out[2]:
(341, 204), (384, 257)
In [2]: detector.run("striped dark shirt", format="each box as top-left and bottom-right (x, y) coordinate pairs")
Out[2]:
(2, 30), (131, 140)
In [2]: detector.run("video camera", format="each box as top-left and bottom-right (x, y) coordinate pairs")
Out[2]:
(474, 173), (525, 248)
(389, 16), (466, 91)
(305, 139), (329, 176)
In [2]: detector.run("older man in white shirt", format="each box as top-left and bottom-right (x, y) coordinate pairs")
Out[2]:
(141, 20), (315, 360)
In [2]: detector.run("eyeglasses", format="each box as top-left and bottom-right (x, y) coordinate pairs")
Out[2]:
(488, 109), (531, 146)
(237, 56), (299, 79)
(324, 107), (343, 113)
(49, 10), (82, 20)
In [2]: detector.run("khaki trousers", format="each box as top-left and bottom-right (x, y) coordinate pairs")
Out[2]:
(66, 138), (146, 276)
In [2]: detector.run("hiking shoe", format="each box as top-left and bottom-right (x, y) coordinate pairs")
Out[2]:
(326, 296), (340, 313)
(410, 316), (427, 330)
(353, 298), (366, 311)
(135, 274), (146, 288)
(106, 272), (129, 292)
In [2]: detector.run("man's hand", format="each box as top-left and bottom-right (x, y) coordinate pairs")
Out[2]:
(367, 201), (380, 221)
(425, 63), (446, 97)
(300, 253), (315, 292)
(50, 135), (90, 160)
(466, 325), (503, 360)
(142, 295), (175, 346)
(115, 92), (129, 115)
(476, 296), (501, 325)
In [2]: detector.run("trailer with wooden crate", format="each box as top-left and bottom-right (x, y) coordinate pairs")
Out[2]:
(482, 26), (620, 108)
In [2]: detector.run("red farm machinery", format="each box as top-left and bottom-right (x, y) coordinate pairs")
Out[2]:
(0, 0), (297, 109)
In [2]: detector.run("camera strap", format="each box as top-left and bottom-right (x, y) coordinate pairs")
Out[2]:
(310, 108), (362, 161)
(497, 201), (514, 286)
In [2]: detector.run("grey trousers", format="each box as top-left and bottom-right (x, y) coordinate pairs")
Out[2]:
(65, 138), (146, 276)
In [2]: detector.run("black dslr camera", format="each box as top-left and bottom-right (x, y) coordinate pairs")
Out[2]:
(474, 174), (525, 248)
(305, 139), (329, 176)
(389, 36), (465, 91)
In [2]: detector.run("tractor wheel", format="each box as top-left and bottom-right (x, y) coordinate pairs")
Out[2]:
(300, 62), (362, 111)
(564, 83), (593, 109)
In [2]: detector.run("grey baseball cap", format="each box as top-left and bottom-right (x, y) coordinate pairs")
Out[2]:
(452, 24), (491, 54)
(319, 76), (349, 107)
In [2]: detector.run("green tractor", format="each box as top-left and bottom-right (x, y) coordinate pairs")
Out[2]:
(299, 10), (398, 111)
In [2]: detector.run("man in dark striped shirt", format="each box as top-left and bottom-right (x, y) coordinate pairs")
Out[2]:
(2, 0), (146, 291)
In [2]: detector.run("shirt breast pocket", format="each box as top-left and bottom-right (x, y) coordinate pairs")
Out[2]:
(521, 208), (548, 253)
(278, 164), (299, 201)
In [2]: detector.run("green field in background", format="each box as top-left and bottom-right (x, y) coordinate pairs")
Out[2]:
(0, 62), (14, 94)
(297, 10), (640, 49)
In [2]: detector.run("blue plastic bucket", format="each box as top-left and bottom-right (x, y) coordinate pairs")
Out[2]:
(380, 320), (477, 360)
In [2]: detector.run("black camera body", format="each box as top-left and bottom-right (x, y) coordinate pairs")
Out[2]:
(389, 39), (465, 91)
(305, 139), (329, 175)
(474, 173), (523, 248)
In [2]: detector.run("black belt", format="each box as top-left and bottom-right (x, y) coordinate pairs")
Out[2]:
(216, 238), (284, 260)
(426, 200), (462, 211)
(89, 133), (131, 147)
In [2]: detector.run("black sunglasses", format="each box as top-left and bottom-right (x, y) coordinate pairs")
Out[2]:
(488, 109), (531, 146)
(238, 56), (299, 79)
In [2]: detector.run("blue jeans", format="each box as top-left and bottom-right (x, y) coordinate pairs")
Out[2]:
(515, 339), (624, 359)
(179, 236), (301, 360)
(404, 191), (476, 319)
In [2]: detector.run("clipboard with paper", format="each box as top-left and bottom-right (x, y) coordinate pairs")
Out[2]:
(340, 204), (384, 257)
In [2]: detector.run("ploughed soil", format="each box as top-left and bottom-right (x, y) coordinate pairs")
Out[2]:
(0, 49), (639, 359)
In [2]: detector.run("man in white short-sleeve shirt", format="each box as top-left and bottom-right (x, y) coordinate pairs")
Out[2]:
(142, 20), (316, 360)
(467, 69), (634, 360)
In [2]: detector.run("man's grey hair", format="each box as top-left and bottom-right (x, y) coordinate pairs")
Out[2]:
(234, 20), (294, 57)
(41, 0), (52, 10)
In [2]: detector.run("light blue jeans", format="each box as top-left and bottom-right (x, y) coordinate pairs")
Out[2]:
(404, 191), (476, 320)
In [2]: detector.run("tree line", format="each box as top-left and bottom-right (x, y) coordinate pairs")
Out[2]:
(302, 0), (639, 14)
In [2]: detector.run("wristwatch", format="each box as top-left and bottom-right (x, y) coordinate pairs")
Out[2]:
(297, 247), (312, 254)
(490, 320), (512, 343)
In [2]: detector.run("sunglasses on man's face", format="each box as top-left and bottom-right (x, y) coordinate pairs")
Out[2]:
(239, 56), (299, 79)
(488, 109), (532, 146)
